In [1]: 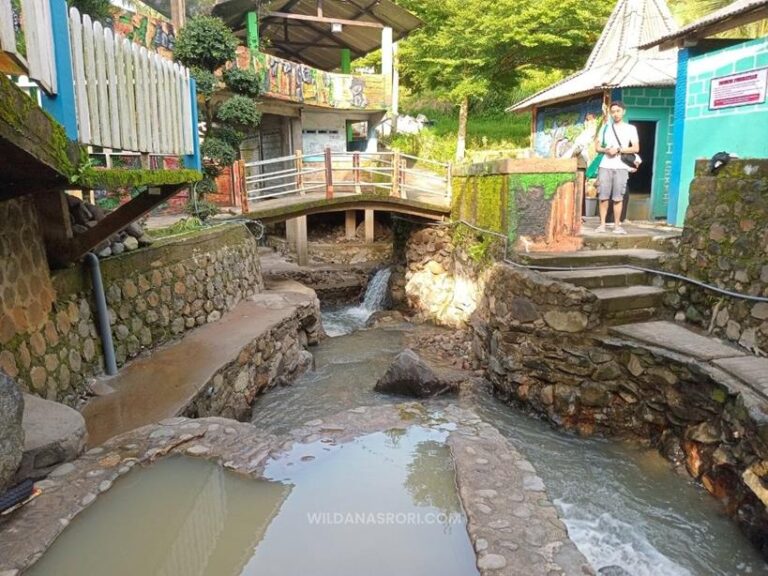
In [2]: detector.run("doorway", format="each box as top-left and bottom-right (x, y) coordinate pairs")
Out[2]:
(606, 120), (656, 223)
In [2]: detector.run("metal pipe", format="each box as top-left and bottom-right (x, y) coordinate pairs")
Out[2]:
(84, 253), (118, 375)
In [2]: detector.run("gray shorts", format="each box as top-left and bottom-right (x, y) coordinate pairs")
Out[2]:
(598, 167), (629, 201)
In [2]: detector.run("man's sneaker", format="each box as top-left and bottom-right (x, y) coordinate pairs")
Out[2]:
(595, 224), (607, 233)
(613, 226), (628, 235)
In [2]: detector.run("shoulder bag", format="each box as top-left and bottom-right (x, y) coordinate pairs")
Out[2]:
(610, 123), (638, 169)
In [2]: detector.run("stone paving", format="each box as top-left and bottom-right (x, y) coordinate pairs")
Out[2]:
(0, 403), (594, 576)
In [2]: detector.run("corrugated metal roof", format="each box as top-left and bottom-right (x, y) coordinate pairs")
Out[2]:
(509, 0), (679, 111)
(640, 0), (768, 49)
(211, 0), (422, 70)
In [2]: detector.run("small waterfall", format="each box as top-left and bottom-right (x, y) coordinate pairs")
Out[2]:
(322, 267), (393, 337)
(361, 267), (392, 311)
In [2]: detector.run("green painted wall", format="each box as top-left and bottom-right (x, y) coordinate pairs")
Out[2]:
(673, 37), (768, 226)
(622, 87), (675, 219)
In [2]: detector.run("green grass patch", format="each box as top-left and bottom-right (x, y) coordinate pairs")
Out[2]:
(387, 109), (530, 164)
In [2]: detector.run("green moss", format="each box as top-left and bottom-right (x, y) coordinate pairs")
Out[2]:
(711, 387), (728, 404)
(452, 222), (503, 268)
(475, 175), (505, 233)
(510, 172), (574, 200)
(0, 73), (79, 178)
(79, 168), (203, 189)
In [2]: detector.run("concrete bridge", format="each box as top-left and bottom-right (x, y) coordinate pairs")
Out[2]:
(244, 150), (452, 264)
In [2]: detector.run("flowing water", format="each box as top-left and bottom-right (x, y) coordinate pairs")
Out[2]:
(27, 278), (768, 576)
(321, 267), (392, 336)
(247, 275), (768, 575)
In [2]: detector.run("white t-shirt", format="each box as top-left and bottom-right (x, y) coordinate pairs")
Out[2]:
(598, 122), (639, 170)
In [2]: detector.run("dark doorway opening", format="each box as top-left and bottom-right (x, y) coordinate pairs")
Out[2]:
(607, 120), (656, 223)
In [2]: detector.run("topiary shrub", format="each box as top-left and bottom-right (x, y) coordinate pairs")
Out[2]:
(175, 15), (262, 208)
(216, 95), (261, 128)
(223, 67), (262, 98)
(174, 16), (239, 71)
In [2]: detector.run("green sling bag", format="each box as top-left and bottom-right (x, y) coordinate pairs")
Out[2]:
(585, 125), (607, 179)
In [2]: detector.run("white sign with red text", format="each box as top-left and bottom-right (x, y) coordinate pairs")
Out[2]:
(709, 68), (768, 110)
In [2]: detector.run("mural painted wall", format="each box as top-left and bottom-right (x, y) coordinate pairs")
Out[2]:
(670, 37), (768, 226)
(533, 97), (603, 163)
(108, 8), (176, 59)
(235, 47), (388, 111)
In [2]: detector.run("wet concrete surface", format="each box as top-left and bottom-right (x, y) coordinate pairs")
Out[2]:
(81, 288), (316, 448)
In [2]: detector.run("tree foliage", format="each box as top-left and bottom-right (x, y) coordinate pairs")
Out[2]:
(174, 16), (239, 71)
(396, 0), (614, 158)
(398, 0), (613, 104)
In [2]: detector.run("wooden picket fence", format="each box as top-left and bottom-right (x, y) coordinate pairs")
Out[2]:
(0, 0), (57, 93)
(67, 6), (193, 155)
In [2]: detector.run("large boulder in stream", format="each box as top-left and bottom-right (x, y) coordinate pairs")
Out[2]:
(374, 349), (457, 398)
(0, 370), (24, 492)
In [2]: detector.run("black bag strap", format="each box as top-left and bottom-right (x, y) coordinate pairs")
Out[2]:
(610, 123), (625, 149)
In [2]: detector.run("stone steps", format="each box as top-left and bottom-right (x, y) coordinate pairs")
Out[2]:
(525, 248), (664, 268)
(592, 285), (667, 312)
(544, 267), (648, 289)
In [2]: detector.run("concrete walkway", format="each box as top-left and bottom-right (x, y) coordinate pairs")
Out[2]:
(81, 286), (316, 447)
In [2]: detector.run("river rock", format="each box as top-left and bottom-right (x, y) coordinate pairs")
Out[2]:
(365, 310), (406, 328)
(374, 349), (456, 398)
(123, 236), (139, 251)
(598, 566), (633, 576)
(0, 371), (24, 491)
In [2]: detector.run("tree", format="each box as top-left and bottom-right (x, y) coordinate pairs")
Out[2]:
(669, 0), (768, 37)
(397, 0), (613, 160)
(174, 16), (262, 217)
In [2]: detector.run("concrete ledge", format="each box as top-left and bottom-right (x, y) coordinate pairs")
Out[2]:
(81, 286), (321, 447)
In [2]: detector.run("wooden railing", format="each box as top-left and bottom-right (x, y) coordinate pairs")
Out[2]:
(245, 149), (451, 206)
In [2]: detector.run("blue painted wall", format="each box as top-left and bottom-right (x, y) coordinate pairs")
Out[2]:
(669, 36), (768, 226)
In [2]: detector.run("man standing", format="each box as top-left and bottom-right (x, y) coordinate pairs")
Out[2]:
(593, 101), (639, 234)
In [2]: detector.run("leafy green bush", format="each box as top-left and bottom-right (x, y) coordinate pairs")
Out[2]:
(216, 95), (262, 127)
(190, 67), (218, 100)
(214, 126), (245, 149)
(68, 0), (112, 21)
(174, 16), (239, 71)
(223, 67), (262, 98)
(200, 137), (236, 167)
(185, 199), (219, 221)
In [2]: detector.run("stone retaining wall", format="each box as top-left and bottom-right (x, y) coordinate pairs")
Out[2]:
(0, 215), (263, 406)
(470, 263), (768, 556)
(183, 299), (318, 421)
(663, 159), (768, 353)
(394, 226), (490, 327)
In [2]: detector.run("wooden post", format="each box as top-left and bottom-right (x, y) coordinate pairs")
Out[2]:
(170, 0), (185, 31)
(324, 146), (333, 199)
(391, 151), (400, 198)
(345, 211), (356, 240)
(295, 149), (305, 195)
(445, 162), (453, 200)
(353, 152), (361, 194)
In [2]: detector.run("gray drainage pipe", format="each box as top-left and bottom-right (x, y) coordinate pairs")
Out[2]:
(84, 252), (118, 376)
